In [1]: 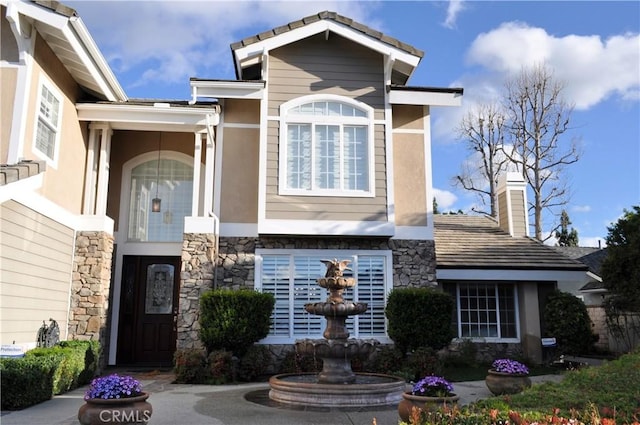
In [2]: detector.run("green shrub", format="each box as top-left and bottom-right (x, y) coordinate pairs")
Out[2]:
(199, 289), (275, 357)
(206, 350), (234, 384)
(173, 348), (207, 384)
(0, 355), (61, 410)
(385, 287), (455, 354)
(238, 345), (272, 381)
(58, 340), (100, 385)
(543, 290), (597, 355)
(405, 346), (443, 381)
(365, 345), (404, 374)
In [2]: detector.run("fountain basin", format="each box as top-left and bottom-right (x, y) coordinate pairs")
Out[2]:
(295, 338), (377, 359)
(304, 302), (368, 317)
(268, 373), (406, 407)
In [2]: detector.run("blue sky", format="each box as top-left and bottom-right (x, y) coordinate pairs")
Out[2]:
(68, 1), (639, 247)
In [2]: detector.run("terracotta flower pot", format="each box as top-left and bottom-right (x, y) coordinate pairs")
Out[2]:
(398, 391), (460, 422)
(78, 392), (152, 425)
(485, 369), (532, 395)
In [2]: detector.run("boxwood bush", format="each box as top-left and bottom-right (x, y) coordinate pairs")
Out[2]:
(543, 290), (597, 355)
(0, 340), (100, 410)
(199, 289), (274, 357)
(385, 287), (455, 355)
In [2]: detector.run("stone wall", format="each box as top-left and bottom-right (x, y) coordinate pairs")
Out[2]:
(215, 236), (437, 289)
(178, 233), (217, 349)
(175, 235), (437, 351)
(68, 231), (113, 368)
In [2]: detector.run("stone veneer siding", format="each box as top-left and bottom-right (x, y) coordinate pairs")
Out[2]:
(178, 233), (218, 350)
(69, 231), (114, 369)
(175, 235), (437, 351)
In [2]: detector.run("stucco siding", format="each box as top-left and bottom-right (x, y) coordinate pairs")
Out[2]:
(393, 132), (427, 226)
(392, 105), (424, 130)
(265, 33), (387, 222)
(0, 67), (17, 163)
(20, 34), (87, 214)
(223, 99), (260, 124)
(0, 201), (74, 346)
(220, 127), (259, 223)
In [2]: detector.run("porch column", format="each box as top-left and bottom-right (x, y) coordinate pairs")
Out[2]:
(192, 133), (203, 216)
(203, 129), (215, 215)
(94, 123), (113, 216)
(83, 124), (100, 214)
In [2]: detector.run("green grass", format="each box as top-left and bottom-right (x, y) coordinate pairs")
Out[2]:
(474, 350), (640, 423)
(443, 362), (558, 382)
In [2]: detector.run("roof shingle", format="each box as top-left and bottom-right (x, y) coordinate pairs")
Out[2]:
(434, 215), (588, 271)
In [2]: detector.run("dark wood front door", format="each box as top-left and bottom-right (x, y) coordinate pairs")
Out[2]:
(117, 256), (180, 366)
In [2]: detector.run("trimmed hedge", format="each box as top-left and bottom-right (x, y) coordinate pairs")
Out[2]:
(0, 340), (100, 410)
(385, 287), (455, 354)
(199, 289), (274, 357)
(543, 290), (598, 355)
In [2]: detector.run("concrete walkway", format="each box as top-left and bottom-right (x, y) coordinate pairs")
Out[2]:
(0, 372), (563, 425)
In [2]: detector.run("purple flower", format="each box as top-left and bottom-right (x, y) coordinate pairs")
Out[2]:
(412, 375), (454, 397)
(84, 374), (143, 400)
(491, 358), (529, 375)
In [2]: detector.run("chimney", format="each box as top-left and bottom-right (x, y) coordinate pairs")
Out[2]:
(497, 172), (529, 237)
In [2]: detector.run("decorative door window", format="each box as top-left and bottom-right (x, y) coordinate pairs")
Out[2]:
(145, 264), (174, 314)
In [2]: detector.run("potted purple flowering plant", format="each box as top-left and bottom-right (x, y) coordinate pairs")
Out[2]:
(485, 358), (532, 395)
(78, 374), (153, 425)
(398, 375), (459, 422)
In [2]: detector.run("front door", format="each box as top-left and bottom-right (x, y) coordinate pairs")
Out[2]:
(117, 256), (180, 366)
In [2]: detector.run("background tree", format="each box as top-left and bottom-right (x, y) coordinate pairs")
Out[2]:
(433, 197), (440, 214)
(601, 206), (640, 352)
(555, 209), (579, 246)
(453, 103), (509, 217)
(503, 63), (580, 241)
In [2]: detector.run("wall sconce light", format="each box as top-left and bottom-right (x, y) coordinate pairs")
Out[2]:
(152, 132), (162, 213)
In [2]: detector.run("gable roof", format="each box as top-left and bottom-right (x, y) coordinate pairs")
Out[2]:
(552, 246), (608, 276)
(434, 215), (588, 271)
(230, 10), (423, 84)
(7, 0), (126, 101)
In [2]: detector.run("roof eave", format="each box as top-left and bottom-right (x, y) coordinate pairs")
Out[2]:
(15, 1), (126, 101)
(232, 19), (421, 81)
(389, 85), (464, 106)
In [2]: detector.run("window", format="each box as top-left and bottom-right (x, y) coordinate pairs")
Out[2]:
(256, 250), (390, 343)
(445, 282), (519, 341)
(34, 81), (62, 163)
(128, 158), (193, 242)
(280, 97), (374, 197)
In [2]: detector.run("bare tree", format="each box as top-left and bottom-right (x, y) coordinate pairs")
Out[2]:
(503, 64), (580, 241)
(453, 103), (509, 217)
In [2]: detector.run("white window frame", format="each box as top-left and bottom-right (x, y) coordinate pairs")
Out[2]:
(278, 94), (375, 198)
(32, 76), (63, 167)
(255, 249), (393, 344)
(452, 282), (520, 343)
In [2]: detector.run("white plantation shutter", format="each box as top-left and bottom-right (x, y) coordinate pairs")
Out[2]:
(258, 252), (389, 340)
(292, 257), (324, 335)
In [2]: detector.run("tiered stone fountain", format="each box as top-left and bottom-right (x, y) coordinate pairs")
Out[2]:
(268, 259), (405, 407)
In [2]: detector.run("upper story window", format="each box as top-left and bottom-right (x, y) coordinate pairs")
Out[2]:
(34, 80), (62, 165)
(127, 157), (193, 242)
(279, 96), (374, 197)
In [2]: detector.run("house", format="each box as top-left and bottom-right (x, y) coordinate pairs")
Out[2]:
(434, 173), (589, 364)
(1, 1), (588, 367)
(1, 2), (464, 367)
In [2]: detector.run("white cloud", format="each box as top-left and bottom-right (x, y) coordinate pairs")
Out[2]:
(443, 0), (465, 29)
(70, 1), (378, 91)
(466, 22), (640, 110)
(579, 236), (606, 248)
(433, 188), (458, 210)
(571, 205), (592, 213)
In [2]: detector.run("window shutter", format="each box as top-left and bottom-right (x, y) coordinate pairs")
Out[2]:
(261, 255), (292, 336)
